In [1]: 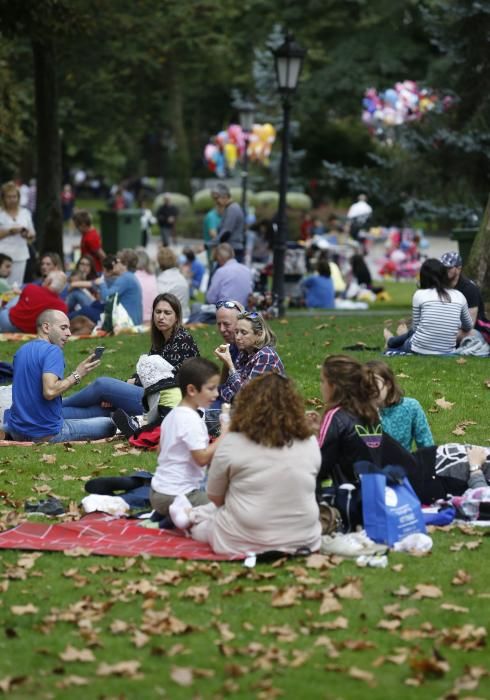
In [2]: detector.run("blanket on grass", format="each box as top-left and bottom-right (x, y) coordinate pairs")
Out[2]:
(0, 512), (243, 561)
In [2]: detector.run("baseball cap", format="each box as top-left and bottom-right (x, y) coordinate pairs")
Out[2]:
(440, 251), (462, 268)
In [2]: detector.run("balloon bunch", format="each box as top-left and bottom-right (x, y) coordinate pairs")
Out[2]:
(204, 123), (276, 177)
(362, 80), (452, 141)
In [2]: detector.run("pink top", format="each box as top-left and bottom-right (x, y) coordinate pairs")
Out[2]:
(135, 270), (158, 323)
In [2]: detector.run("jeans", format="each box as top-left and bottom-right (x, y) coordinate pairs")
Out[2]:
(66, 288), (93, 313)
(8, 417), (116, 443)
(387, 329), (414, 353)
(62, 377), (144, 418)
(0, 298), (19, 332)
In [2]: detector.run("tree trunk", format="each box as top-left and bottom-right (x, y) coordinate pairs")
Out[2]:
(32, 39), (62, 257)
(466, 193), (490, 302)
(166, 60), (191, 196)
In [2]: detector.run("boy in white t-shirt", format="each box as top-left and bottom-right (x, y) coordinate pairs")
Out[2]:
(150, 357), (227, 518)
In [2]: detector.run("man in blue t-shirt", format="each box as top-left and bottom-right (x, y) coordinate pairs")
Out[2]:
(3, 309), (116, 443)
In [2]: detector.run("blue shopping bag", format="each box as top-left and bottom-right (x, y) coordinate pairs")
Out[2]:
(358, 466), (426, 546)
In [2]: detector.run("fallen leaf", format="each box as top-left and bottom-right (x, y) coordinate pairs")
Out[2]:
(319, 594), (342, 615)
(377, 619), (402, 631)
(411, 584), (443, 600)
(96, 660), (141, 677)
(55, 675), (89, 688)
(452, 569), (472, 586)
(441, 603), (469, 613)
(59, 645), (95, 663)
(40, 454), (57, 464)
(348, 667), (377, 687)
(10, 604), (38, 615)
(335, 579), (363, 600)
(170, 666), (194, 687)
(271, 588), (298, 608)
(455, 357), (467, 364)
(435, 397), (455, 410)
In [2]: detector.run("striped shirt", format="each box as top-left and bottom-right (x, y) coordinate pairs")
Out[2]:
(411, 288), (472, 355)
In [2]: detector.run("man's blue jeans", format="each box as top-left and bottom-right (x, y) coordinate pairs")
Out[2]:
(62, 377), (144, 418)
(8, 416), (116, 443)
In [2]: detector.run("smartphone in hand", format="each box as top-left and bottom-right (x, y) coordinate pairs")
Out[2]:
(93, 346), (105, 360)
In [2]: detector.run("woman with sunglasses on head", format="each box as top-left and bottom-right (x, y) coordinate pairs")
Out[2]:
(214, 310), (285, 403)
(62, 293), (199, 427)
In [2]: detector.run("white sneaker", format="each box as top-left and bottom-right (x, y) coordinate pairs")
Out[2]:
(169, 494), (192, 530)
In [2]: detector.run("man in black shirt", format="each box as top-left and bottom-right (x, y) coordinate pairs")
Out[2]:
(440, 251), (486, 325)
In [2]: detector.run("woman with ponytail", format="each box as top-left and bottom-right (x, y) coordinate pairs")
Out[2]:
(384, 258), (472, 355)
(311, 355), (486, 510)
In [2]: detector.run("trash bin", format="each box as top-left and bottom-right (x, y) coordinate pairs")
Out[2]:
(99, 209), (142, 254)
(451, 228), (478, 265)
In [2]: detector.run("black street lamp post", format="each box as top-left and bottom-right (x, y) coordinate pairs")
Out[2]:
(236, 100), (255, 217)
(271, 33), (306, 317)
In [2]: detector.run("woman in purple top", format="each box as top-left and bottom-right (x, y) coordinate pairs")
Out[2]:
(214, 311), (285, 403)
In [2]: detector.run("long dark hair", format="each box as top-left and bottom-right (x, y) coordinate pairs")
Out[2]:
(151, 293), (182, 352)
(419, 258), (450, 302)
(322, 355), (380, 425)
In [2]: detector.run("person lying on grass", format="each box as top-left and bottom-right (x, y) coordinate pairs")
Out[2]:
(150, 357), (228, 518)
(62, 293), (199, 434)
(168, 372), (322, 556)
(308, 355), (489, 512)
(365, 359), (434, 452)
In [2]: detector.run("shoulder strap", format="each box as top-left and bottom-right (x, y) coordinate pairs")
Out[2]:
(318, 406), (340, 447)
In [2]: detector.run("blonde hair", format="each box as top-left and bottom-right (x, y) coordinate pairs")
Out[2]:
(1, 181), (20, 208)
(157, 246), (177, 271)
(237, 311), (276, 349)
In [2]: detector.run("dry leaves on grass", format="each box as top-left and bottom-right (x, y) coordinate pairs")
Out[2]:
(10, 603), (38, 615)
(452, 420), (477, 436)
(271, 587), (299, 608)
(411, 584), (443, 600)
(96, 660), (142, 678)
(434, 397), (455, 410)
(59, 645), (95, 663)
(40, 453), (56, 464)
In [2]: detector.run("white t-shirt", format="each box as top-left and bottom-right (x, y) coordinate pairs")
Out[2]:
(0, 207), (35, 261)
(151, 406), (208, 495)
(346, 200), (372, 220)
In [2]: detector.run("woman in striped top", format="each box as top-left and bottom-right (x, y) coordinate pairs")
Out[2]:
(385, 258), (473, 355)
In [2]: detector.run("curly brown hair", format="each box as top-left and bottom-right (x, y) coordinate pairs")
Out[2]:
(322, 355), (380, 425)
(229, 373), (312, 448)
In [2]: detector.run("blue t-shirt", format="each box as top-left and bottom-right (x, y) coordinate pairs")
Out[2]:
(5, 339), (64, 438)
(99, 271), (142, 325)
(302, 275), (335, 309)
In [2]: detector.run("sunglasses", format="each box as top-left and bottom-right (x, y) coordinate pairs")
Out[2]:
(240, 311), (260, 320)
(216, 300), (242, 311)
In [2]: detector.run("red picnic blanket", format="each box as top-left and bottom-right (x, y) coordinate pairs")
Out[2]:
(0, 512), (242, 561)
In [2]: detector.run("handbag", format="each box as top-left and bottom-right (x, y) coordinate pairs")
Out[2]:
(356, 461), (426, 546)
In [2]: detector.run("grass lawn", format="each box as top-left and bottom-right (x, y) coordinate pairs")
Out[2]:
(0, 307), (489, 699)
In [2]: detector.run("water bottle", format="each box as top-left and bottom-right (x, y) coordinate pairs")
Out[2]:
(219, 403), (231, 429)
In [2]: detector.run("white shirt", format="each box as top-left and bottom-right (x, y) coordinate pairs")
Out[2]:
(347, 200), (372, 220)
(152, 406), (208, 495)
(0, 207), (35, 261)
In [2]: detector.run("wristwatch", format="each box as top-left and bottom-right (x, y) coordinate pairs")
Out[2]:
(71, 371), (81, 385)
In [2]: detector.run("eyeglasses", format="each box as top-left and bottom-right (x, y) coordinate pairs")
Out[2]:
(216, 300), (242, 311)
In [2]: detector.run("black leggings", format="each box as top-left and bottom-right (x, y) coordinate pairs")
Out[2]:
(85, 476), (143, 496)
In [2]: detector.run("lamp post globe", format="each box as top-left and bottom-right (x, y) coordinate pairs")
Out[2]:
(271, 33), (306, 317)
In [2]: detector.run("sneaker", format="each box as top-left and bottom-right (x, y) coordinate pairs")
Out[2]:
(24, 497), (65, 516)
(169, 494), (192, 530)
(112, 409), (140, 439)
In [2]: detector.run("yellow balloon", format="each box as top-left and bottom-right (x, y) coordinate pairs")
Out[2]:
(224, 143), (237, 169)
